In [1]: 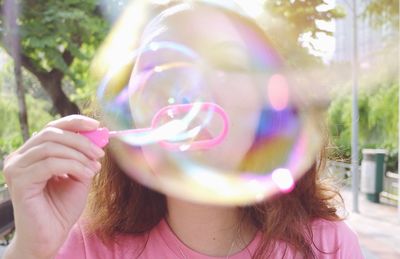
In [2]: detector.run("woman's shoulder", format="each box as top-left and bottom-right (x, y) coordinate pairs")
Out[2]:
(309, 218), (364, 258)
(311, 218), (358, 240)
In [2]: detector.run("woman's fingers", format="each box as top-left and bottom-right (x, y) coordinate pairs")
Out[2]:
(17, 127), (104, 160)
(1, 115), (104, 259)
(3, 114), (104, 195)
(46, 114), (100, 132)
(14, 141), (100, 170)
(14, 158), (99, 188)
(17, 114), (103, 157)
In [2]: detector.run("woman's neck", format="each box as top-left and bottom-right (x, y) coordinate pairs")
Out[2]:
(165, 197), (257, 257)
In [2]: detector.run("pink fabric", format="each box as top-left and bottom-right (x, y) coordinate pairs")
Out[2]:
(56, 218), (364, 259)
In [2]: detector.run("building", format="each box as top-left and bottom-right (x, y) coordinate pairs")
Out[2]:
(333, 0), (394, 63)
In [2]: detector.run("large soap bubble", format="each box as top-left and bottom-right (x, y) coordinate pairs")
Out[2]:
(92, 0), (323, 205)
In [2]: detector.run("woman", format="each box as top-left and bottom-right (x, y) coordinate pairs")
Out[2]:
(3, 1), (363, 258)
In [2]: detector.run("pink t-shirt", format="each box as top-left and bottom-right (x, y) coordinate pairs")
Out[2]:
(56, 218), (364, 258)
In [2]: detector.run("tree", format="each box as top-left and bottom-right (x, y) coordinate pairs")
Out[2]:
(265, 0), (345, 37)
(0, 0), (109, 116)
(0, 50), (57, 162)
(328, 81), (399, 171)
(3, 0), (29, 141)
(264, 0), (345, 63)
(364, 0), (399, 30)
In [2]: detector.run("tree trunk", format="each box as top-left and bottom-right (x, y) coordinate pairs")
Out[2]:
(3, 0), (80, 118)
(36, 70), (80, 116)
(17, 55), (81, 117)
(5, 0), (29, 141)
(13, 61), (29, 141)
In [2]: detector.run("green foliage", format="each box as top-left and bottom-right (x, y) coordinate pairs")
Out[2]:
(0, 92), (56, 158)
(328, 95), (352, 158)
(0, 173), (4, 186)
(265, 0), (345, 37)
(0, 0), (110, 116)
(0, 95), (23, 156)
(16, 0), (109, 84)
(364, 0), (399, 30)
(328, 82), (399, 172)
(263, 0), (345, 68)
(0, 51), (56, 155)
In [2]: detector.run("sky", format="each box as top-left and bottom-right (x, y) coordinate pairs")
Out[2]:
(302, 0), (337, 62)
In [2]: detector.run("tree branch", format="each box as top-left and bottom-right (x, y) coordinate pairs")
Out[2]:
(62, 50), (74, 66)
(19, 53), (48, 79)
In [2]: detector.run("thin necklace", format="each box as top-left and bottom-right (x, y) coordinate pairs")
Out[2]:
(176, 231), (239, 259)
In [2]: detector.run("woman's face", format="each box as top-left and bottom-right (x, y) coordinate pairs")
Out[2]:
(99, 2), (321, 205)
(132, 4), (279, 170)
(113, 3), (302, 205)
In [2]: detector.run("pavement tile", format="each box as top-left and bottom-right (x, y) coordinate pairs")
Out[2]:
(341, 188), (400, 259)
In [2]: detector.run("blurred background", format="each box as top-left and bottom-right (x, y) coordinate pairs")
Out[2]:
(0, 0), (398, 258)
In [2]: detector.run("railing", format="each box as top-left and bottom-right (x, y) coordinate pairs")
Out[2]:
(326, 160), (358, 186)
(0, 187), (14, 245)
(0, 186), (10, 202)
(381, 172), (399, 206)
(327, 160), (399, 205)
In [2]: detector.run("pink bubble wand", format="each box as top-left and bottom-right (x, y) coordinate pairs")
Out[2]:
(80, 102), (229, 151)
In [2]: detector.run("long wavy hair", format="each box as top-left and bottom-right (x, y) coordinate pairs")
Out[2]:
(84, 134), (343, 259)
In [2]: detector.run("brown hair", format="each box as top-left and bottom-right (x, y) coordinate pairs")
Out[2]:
(85, 139), (343, 258)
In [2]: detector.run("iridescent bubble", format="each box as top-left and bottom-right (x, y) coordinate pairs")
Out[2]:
(92, 0), (323, 205)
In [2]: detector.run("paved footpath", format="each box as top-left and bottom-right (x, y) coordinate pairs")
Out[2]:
(341, 188), (400, 259)
(0, 245), (5, 258)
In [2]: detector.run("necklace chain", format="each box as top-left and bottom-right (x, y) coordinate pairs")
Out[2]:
(176, 234), (238, 259)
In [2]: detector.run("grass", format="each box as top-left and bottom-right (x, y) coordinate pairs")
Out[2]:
(0, 171), (4, 186)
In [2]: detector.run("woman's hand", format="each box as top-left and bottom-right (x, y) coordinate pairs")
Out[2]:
(2, 115), (105, 259)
